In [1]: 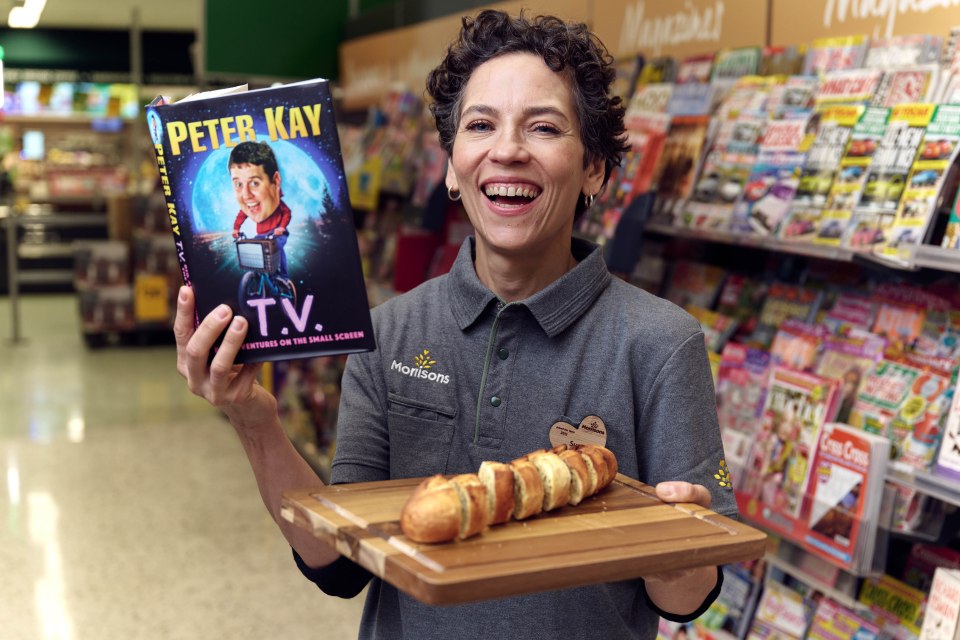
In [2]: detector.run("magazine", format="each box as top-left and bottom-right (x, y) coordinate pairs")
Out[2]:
(871, 65), (940, 108)
(858, 575), (927, 637)
(814, 335), (885, 423)
(801, 422), (890, 571)
(730, 116), (812, 236)
(769, 319), (830, 371)
(746, 580), (808, 640)
(626, 83), (674, 117)
(685, 305), (738, 354)
(741, 366), (841, 519)
(844, 103), (936, 253)
(933, 375), (960, 483)
(716, 343), (773, 488)
(767, 76), (818, 118)
(814, 69), (884, 107)
(712, 47), (762, 83)
(146, 79), (376, 363)
(750, 283), (824, 349)
(864, 34), (941, 69)
(814, 106), (890, 247)
(677, 53), (715, 84)
(662, 260), (727, 309)
(807, 597), (880, 640)
(804, 35), (870, 76)
(650, 115), (713, 224)
(681, 114), (766, 230)
(848, 358), (952, 470)
(880, 104), (960, 260)
(779, 105), (864, 243)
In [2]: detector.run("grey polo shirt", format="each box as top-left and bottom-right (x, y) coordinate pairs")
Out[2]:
(305, 236), (738, 639)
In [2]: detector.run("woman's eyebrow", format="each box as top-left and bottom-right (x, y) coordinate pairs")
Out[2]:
(461, 104), (570, 123)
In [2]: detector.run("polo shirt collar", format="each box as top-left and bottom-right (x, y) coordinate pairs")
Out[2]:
(447, 236), (612, 338)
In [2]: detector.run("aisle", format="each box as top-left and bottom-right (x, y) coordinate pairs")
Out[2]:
(0, 295), (365, 640)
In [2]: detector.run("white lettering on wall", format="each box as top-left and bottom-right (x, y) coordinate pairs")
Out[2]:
(619, 0), (726, 57)
(823, 0), (960, 38)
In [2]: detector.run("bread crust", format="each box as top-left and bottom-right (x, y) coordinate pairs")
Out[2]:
(584, 445), (618, 490)
(450, 473), (490, 539)
(576, 446), (608, 497)
(478, 461), (515, 525)
(399, 475), (461, 543)
(509, 459), (545, 520)
(558, 449), (589, 505)
(528, 451), (571, 511)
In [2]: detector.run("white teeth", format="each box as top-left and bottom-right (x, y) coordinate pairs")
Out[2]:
(483, 185), (540, 199)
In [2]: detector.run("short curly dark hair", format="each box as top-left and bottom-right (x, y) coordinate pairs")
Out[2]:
(228, 141), (279, 178)
(426, 10), (628, 213)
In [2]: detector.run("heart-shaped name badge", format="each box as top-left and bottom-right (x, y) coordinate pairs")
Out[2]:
(548, 415), (607, 448)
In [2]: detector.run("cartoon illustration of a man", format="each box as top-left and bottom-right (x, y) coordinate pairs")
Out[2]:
(230, 141), (291, 281)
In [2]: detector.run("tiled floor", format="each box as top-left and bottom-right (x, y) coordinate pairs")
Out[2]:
(0, 294), (365, 639)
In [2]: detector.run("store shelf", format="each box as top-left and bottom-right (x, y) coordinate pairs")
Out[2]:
(887, 466), (960, 509)
(764, 552), (867, 613)
(17, 242), (76, 259)
(16, 269), (74, 285)
(643, 221), (960, 271)
(17, 213), (107, 227)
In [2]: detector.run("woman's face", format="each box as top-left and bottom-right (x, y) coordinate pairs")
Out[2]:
(445, 52), (604, 259)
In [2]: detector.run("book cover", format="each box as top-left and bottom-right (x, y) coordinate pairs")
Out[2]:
(844, 103), (936, 253)
(801, 422), (890, 569)
(881, 104), (960, 259)
(146, 79), (376, 363)
(919, 567), (960, 640)
(814, 106), (890, 247)
(716, 343), (773, 487)
(731, 116), (813, 236)
(779, 105), (864, 243)
(741, 366), (841, 518)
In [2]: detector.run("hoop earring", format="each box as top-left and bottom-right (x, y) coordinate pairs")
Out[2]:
(584, 193), (595, 208)
(448, 187), (461, 201)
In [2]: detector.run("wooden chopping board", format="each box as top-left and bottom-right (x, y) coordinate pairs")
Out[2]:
(281, 473), (767, 606)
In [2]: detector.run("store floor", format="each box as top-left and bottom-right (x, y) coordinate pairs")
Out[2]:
(0, 295), (365, 640)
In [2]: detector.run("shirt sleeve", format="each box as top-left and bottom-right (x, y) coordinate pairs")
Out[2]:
(636, 329), (739, 521)
(233, 211), (246, 233)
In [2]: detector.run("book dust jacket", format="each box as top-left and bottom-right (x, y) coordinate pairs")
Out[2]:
(146, 79), (375, 363)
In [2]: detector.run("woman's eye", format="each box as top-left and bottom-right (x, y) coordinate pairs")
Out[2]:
(465, 120), (493, 132)
(533, 123), (560, 135)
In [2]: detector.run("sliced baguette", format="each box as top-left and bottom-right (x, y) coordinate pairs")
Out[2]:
(509, 458), (544, 520)
(527, 451), (571, 511)
(449, 473), (490, 539)
(478, 461), (515, 525)
(399, 475), (461, 543)
(576, 446), (608, 497)
(558, 448), (589, 505)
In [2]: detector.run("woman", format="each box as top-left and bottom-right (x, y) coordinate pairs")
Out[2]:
(175, 10), (738, 639)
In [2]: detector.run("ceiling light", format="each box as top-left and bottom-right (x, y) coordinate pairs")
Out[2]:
(8, 0), (46, 29)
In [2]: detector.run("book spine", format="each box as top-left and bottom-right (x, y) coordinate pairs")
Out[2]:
(146, 124), (192, 295)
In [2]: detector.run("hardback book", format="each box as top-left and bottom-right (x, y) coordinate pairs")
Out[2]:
(730, 115), (813, 236)
(779, 105), (864, 243)
(146, 79), (376, 363)
(880, 104), (960, 260)
(741, 366), (841, 518)
(814, 106), (890, 247)
(843, 103), (936, 253)
(919, 567), (960, 640)
(716, 343), (773, 489)
(801, 422), (890, 572)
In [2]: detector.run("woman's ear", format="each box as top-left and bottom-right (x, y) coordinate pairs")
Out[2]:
(583, 156), (605, 200)
(444, 159), (458, 192)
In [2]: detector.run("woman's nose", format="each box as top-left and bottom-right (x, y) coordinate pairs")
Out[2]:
(489, 130), (530, 164)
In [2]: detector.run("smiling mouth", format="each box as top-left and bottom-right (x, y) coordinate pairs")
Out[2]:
(483, 184), (541, 206)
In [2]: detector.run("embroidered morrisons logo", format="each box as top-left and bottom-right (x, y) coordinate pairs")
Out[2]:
(391, 349), (451, 384)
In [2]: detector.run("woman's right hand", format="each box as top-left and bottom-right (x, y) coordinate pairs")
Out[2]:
(173, 285), (277, 431)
